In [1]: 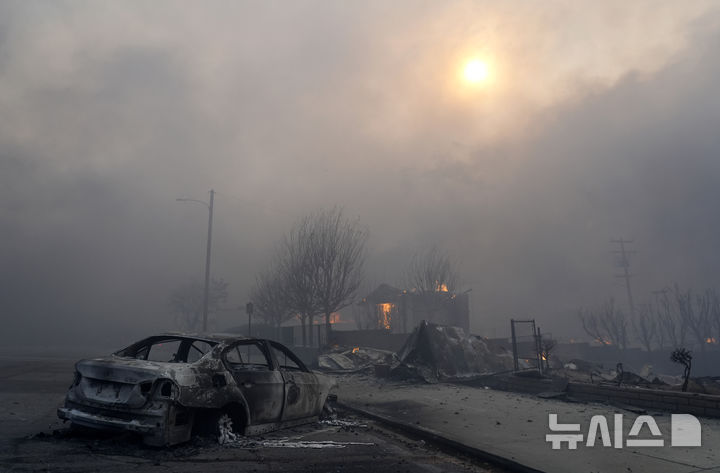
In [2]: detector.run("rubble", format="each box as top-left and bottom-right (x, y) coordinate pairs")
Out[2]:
(318, 347), (399, 373)
(391, 321), (514, 383)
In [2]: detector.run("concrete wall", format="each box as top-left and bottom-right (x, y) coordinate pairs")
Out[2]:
(566, 383), (720, 417)
(463, 374), (720, 418)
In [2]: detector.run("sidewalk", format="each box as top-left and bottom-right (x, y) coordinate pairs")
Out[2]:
(336, 374), (720, 473)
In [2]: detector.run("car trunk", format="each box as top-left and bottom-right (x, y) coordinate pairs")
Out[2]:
(74, 357), (175, 408)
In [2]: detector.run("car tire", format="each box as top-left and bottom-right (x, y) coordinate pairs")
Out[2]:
(217, 412), (241, 444)
(68, 422), (93, 436)
(320, 396), (337, 420)
(195, 406), (245, 444)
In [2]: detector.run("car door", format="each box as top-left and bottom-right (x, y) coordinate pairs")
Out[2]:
(267, 341), (322, 421)
(223, 341), (284, 424)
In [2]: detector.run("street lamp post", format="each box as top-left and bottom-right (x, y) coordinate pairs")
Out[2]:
(176, 189), (215, 332)
(246, 302), (254, 337)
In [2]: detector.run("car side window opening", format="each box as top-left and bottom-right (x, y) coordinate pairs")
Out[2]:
(225, 342), (271, 370)
(146, 339), (183, 362)
(269, 344), (303, 371)
(116, 337), (217, 363)
(186, 341), (214, 363)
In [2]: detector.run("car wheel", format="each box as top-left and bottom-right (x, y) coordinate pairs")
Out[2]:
(217, 413), (240, 444)
(194, 407), (244, 444)
(209, 405), (246, 445)
(68, 422), (94, 436)
(320, 395), (337, 420)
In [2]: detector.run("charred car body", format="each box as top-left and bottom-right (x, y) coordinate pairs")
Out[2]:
(58, 334), (335, 446)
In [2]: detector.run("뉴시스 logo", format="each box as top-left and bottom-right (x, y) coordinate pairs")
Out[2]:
(546, 413), (701, 449)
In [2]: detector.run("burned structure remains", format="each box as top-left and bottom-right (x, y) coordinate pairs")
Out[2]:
(354, 283), (470, 333)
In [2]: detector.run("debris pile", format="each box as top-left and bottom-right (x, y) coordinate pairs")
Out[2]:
(318, 347), (399, 373)
(391, 321), (514, 383)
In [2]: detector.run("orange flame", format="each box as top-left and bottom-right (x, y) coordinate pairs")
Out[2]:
(706, 337), (717, 344)
(378, 303), (393, 330)
(352, 347), (360, 353)
(436, 281), (449, 292)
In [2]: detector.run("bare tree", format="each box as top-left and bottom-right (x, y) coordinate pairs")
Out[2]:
(711, 290), (720, 345)
(277, 207), (367, 346)
(674, 284), (714, 352)
(249, 268), (294, 340)
(308, 208), (368, 337)
(670, 347), (693, 392)
(405, 246), (459, 295)
(631, 303), (657, 352)
(278, 217), (320, 346)
(656, 289), (687, 349)
(579, 298), (628, 349)
(540, 338), (557, 371)
(169, 278), (228, 331)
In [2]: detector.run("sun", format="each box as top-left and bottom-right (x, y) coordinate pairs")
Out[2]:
(463, 59), (490, 83)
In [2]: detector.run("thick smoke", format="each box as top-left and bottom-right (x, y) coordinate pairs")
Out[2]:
(1, 1), (719, 346)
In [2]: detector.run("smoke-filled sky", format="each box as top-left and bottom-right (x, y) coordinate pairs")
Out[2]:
(2, 1), (720, 346)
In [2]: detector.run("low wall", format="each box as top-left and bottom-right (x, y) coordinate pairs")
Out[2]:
(461, 374), (720, 418)
(566, 382), (720, 417)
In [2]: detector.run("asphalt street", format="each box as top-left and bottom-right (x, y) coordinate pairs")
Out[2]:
(0, 355), (506, 473)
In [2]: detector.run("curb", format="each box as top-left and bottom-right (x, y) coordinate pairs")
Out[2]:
(337, 401), (545, 473)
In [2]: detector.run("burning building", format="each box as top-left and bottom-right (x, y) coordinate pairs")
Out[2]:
(356, 283), (470, 333)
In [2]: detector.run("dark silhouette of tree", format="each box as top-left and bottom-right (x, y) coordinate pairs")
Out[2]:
(540, 338), (557, 371)
(278, 216), (320, 346)
(631, 304), (657, 352)
(657, 288), (687, 349)
(405, 246), (459, 295)
(711, 291), (720, 346)
(308, 208), (368, 338)
(675, 285), (714, 352)
(579, 298), (628, 349)
(404, 246), (460, 324)
(249, 268), (294, 340)
(169, 278), (228, 331)
(670, 347), (693, 392)
(277, 207), (367, 346)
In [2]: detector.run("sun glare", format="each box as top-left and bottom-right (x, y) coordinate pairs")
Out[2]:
(463, 59), (489, 83)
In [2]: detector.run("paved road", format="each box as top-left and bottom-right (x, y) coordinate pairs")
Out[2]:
(0, 355), (506, 473)
(337, 374), (720, 473)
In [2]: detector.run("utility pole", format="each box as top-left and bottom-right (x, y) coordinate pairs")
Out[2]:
(246, 302), (254, 337)
(611, 238), (636, 317)
(202, 189), (215, 333)
(177, 189), (215, 332)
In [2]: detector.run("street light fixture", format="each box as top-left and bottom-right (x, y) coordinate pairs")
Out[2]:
(176, 189), (215, 332)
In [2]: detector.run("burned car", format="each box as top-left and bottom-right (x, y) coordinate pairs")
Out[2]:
(57, 333), (336, 446)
